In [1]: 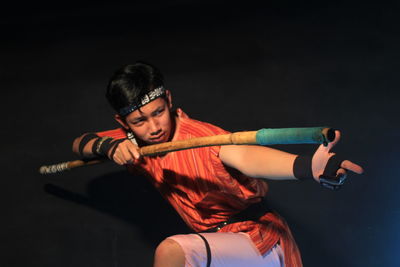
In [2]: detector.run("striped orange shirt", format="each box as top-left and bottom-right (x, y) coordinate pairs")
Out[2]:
(97, 109), (302, 266)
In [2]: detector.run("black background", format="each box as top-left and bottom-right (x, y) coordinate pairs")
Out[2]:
(1, 1), (399, 266)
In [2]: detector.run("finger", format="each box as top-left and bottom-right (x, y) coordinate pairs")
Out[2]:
(113, 155), (124, 165)
(111, 143), (129, 164)
(326, 130), (341, 151)
(336, 168), (347, 178)
(315, 130), (341, 154)
(113, 150), (126, 165)
(120, 145), (135, 163)
(341, 160), (364, 174)
(126, 142), (141, 160)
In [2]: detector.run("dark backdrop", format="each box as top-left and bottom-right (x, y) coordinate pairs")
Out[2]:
(1, 2), (399, 266)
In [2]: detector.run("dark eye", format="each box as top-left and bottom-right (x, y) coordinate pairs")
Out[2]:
(131, 118), (145, 126)
(154, 108), (164, 116)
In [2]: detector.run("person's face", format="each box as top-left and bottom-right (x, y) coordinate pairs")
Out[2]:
(115, 91), (173, 144)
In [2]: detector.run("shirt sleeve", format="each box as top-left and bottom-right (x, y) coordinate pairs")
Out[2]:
(96, 128), (127, 139)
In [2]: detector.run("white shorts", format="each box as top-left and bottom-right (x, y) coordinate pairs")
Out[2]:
(168, 232), (284, 267)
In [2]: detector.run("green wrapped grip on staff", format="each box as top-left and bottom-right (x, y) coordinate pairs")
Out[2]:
(255, 127), (335, 146)
(39, 127), (335, 174)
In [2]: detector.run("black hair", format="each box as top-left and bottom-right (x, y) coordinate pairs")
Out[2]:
(105, 61), (165, 114)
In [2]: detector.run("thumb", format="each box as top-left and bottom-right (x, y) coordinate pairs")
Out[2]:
(325, 130), (341, 151)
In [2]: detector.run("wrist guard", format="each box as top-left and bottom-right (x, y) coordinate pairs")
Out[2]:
(319, 155), (346, 190)
(92, 136), (113, 157)
(92, 137), (128, 159)
(293, 155), (313, 180)
(78, 133), (99, 157)
(293, 154), (347, 190)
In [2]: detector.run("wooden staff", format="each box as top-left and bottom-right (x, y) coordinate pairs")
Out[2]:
(39, 127), (335, 174)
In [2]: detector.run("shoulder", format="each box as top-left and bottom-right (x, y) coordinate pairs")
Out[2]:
(176, 108), (230, 138)
(96, 128), (127, 139)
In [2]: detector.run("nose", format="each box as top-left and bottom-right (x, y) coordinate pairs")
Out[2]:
(148, 118), (161, 135)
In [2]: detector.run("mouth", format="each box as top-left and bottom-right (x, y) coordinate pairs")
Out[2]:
(149, 132), (165, 142)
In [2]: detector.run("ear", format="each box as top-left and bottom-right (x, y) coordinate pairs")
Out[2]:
(165, 90), (173, 109)
(114, 114), (130, 130)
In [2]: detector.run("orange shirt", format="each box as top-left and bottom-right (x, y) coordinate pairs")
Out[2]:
(97, 109), (302, 266)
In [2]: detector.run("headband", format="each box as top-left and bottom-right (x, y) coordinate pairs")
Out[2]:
(118, 86), (166, 116)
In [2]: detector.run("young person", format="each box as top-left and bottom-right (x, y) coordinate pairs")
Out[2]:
(72, 62), (363, 267)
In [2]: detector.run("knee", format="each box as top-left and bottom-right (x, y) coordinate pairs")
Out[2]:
(154, 238), (185, 267)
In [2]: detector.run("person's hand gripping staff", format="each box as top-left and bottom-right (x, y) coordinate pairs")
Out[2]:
(295, 130), (364, 190)
(110, 139), (141, 165)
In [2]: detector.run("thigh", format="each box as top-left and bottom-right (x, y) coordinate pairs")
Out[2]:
(168, 232), (284, 267)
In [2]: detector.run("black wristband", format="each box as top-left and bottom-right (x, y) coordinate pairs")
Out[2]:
(91, 137), (102, 156)
(98, 137), (114, 157)
(293, 155), (313, 180)
(78, 133), (99, 157)
(91, 136), (113, 157)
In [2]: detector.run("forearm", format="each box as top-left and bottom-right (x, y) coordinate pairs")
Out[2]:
(72, 134), (97, 158)
(219, 145), (298, 180)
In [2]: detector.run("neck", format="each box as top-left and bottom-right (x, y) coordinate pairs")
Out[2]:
(169, 109), (179, 142)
